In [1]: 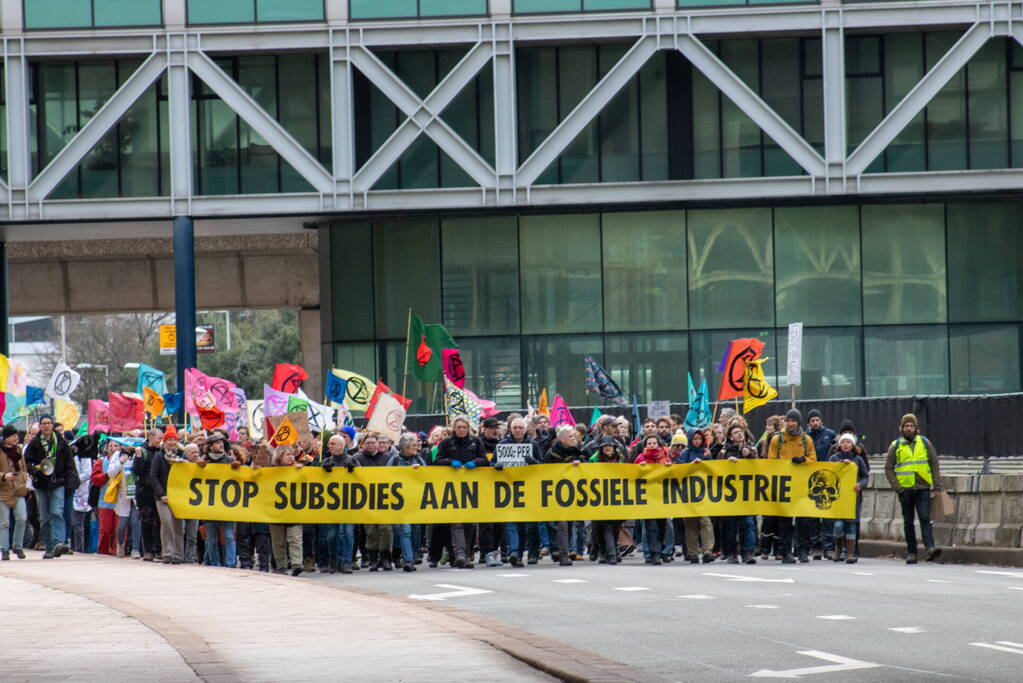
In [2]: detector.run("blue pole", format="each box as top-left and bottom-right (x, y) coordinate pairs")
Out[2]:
(173, 217), (197, 408)
(0, 242), (8, 357)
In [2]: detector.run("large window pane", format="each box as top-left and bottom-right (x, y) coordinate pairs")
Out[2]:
(188, 0), (255, 24)
(605, 333), (688, 404)
(257, 0), (324, 21)
(452, 337), (523, 409)
(24, 0), (92, 28)
(602, 210), (686, 332)
(519, 214), (602, 334)
(966, 39), (1008, 169)
(774, 206), (861, 326)
(93, 0), (162, 26)
(421, 0), (488, 16)
(373, 219), (441, 339)
(350, 0), (416, 18)
(775, 327), (863, 399)
(558, 47), (599, 183)
(332, 343), (377, 384)
(441, 216), (520, 336)
(687, 208), (774, 329)
(523, 335), (603, 407)
(862, 204), (946, 325)
(948, 203), (1023, 323)
(689, 329), (778, 399)
(884, 33), (925, 172)
(864, 325), (949, 396)
(926, 32), (967, 171)
(950, 324), (1022, 394)
(515, 0), (579, 11)
(330, 222), (374, 341)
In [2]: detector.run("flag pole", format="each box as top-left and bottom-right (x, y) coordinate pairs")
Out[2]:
(401, 308), (412, 401)
(790, 383), (797, 410)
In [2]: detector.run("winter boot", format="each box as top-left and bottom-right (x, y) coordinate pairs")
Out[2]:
(833, 537), (844, 562)
(845, 538), (858, 564)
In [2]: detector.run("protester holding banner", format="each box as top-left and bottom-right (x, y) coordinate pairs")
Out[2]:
(196, 434), (238, 567)
(388, 433), (426, 572)
(830, 434), (869, 564)
(354, 433), (394, 571)
(767, 409), (817, 564)
(590, 437), (625, 564)
(545, 426), (588, 567)
(151, 429), (185, 564)
(806, 409), (837, 560)
(269, 445), (305, 575)
(0, 425), (29, 560)
(495, 418), (543, 567)
(434, 416), (489, 568)
(715, 425), (758, 565)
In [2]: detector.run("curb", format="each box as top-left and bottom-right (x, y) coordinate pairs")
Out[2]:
(859, 539), (1023, 567)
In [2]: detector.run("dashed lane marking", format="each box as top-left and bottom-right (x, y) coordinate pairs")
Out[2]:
(926, 579), (951, 584)
(613, 586), (651, 592)
(676, 594), (715, 600)
(816, 615), (856, 621)
(497, 573), (530, 577)
(746, 604), (779, 609)
(970, 641), (1023, 656)
(888, 627), (924, 633)
(552, 579), (588, 584)
(976, 570), (1023, 579)
(851, 571), (875, 576)
(702, 572), (795, 584)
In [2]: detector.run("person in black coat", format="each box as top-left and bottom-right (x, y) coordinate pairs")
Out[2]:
(23, 415), (75, 558)
(433, 416), (488, 567)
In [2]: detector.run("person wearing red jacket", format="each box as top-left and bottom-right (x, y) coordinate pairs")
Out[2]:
(634, 435), (672, 564)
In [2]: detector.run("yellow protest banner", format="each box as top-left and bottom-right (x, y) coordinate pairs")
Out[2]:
(168, 460), (857, 525)
(143, 386), (164, 417)
(743, 357), (778, 414)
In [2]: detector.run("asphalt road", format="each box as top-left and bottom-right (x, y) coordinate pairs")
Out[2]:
(308, 554), (1023, 681)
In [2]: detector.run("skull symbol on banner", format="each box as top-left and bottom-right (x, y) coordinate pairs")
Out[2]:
(807, 470), (841, 511)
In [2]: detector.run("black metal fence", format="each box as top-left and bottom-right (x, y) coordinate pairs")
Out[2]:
(392, 393), (1023, 458)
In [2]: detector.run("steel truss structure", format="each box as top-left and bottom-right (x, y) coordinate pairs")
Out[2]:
(3, 1), (1023, 222)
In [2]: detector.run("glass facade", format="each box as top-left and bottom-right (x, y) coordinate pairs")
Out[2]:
(187, 0), (324, 24)
(351, 0), (488, 19)
(516, 1), (651, 12)
(23, 0), (162, 29)
(328, 201), (1023, 411)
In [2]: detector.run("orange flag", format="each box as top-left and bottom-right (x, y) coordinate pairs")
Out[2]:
(271, 414), (299, 446)
(143, 386), (164, 417)
(717, 338), (766, 401)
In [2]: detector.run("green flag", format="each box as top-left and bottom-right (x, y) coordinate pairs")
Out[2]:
(408, 312), (457, 383)
(287, 395), (310, 414)
(75, 420), (89, 438)
(589, 406), (603, 426)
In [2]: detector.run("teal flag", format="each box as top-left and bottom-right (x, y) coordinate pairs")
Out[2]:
(684, 374), (712, 431)
(589, 406), (603, 426)
(137, 363), (167, 395)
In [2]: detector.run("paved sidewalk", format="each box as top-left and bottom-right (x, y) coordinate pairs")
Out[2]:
(0, 554), (556, 682)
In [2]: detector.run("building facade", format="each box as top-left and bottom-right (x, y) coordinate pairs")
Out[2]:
(1, 1), (1022, 411)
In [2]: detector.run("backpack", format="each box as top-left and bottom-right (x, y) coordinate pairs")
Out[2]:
(771, 431), (813, 459)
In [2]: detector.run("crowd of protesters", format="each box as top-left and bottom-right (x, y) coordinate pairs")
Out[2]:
(0, 406), (944, 573)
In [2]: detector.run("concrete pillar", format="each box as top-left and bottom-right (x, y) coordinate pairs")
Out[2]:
(162, 0), (186, 29)
(0, 242), (8, 356)
(325, 0), (348, 22)
(299, 307), (322, 399)
(1, 0), (23, 32)
(173, 217), (197, 399)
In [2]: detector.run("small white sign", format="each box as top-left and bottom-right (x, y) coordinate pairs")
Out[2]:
(787, 322), (804, 386)
(495, 443), (532, 467)
(647, 400), (671, 419)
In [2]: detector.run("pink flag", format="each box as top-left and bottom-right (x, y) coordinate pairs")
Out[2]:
(88, 400), (110, 432)
(463, 386), (499, 418)
(442, 348), (465, 388)
(550, 394), (575, 428)
(263, 384), (291, 417)
(184, 368), (238, 416)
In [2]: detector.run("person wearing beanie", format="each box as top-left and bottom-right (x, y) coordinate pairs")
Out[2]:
(0, 424), (29, 560)
(805, 409), (837, 560)
(884, 413), (942, 564)
(767, 408), (816, 563)
(133, 427), (165, 561)
(23, 414), (74, 559)
(828, 433), (869, 563)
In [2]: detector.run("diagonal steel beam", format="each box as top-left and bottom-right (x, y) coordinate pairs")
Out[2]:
(28, 53), (168, 202)
(187, 50), (334, 194)
(847, 22), (990, 176)
(516, 36), (658, 187)
(676, 34), (825, 178)
(350, 42), (495, 192)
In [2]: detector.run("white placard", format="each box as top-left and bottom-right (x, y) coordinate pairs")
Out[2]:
(787, 322), (804, 386)
(495, 443), (532, 467)
(647, 400), (671, 419)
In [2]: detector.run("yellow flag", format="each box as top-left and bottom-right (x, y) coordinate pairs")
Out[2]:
(537, 388), (549, 416)
(54, 399), (81, 430)
(742, 358), (778, 414)
(0, 353), (8, 393)
(331, 368), (375, 413)
(271, 414), (299, 446)
(143, 386), (165, 417)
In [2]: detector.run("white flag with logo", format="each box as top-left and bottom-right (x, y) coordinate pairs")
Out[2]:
(45, 361), (82, 402)
(366, 392), (405, 443)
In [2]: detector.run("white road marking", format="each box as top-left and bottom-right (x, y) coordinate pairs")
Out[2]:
(926, 579), (950, 584)
(552, 578), (588, 584)
(888, 627), (923, 634)
(746, 604), (779, 609)
(703, 572), (795, 584)
(970, 642), (1023, 656)
(1007, 586), (1023, 591)
(676, 594), (715, 600)
(613, 586), (651, 592)
(497, 573), (529, 577)
(408, 584), (493, 601)
(749, 650), (881, 678)
(815, 615), (856, 621)
(976, 570), (1023, 579)
(851, 571), (875, 576)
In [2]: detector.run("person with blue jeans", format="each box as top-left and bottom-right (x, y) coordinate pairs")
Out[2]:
(388, 433), (427, 572)
(23, 415), (74, 559)
(322, 434), (360, 573)
(1, 425), (29, 560)
(830, 433), (869, 564)
(715, 424), (758, 564)
(494, 418), (543, 566)
(195, 433), (239, 567)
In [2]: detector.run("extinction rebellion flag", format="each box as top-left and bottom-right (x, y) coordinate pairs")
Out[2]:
(583, 356), (626, 407)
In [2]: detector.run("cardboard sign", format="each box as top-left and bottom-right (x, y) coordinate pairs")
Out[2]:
(647, 400), (671, 419)
(494, 443), (532, 467)
(787, 322), (803, 386)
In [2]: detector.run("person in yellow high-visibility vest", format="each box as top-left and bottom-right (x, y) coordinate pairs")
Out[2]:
(884, 414), (942, 564)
